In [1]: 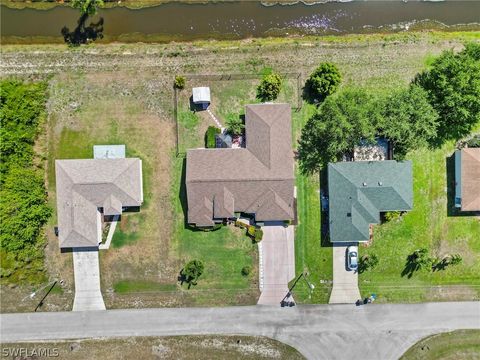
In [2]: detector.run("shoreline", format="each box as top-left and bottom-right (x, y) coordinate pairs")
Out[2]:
(1, 30), (479, 50)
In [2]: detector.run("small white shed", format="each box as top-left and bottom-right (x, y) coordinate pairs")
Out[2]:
(192, 87), (211, 108)
(93, 145), (126, 159)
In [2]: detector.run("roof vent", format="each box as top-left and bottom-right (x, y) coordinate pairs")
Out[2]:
(378, 181), (383, 186)
(362, 182), (367, 187)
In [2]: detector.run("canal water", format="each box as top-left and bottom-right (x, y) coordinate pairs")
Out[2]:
(1, 1), (479, 41)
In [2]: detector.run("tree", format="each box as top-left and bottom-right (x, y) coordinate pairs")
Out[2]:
(181, 260), (204, 288)
(225, 114), (245, 136)
(305, 62), (342, 102)
(256, 72), (282, 102)
(174, 75), (186, 90)
(71, 0), (104, 16)
(411, 248), (434, 270)
(358, 254), (379, 274)
(297, 88), (380, 174)
(379, 85), (439, 159)
(415, 44), (480, 141)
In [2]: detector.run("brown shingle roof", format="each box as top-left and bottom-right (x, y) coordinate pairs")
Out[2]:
(461, 148), (480, 211)
(55, 158), (143, 248)
(186, 103), (294, 226)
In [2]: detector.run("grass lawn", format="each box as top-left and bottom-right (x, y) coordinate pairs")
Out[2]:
(359, 141), (480, 303)
(2, 336), (305, 360)
(400, 330), (480, 360)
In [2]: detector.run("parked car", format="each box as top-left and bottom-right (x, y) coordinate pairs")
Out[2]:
(347, 246), (358, 271)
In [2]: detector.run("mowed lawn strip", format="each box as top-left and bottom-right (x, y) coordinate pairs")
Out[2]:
(400, 330), (480, 360)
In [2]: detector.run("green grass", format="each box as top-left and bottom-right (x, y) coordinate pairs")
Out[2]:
(171, 158), (257, 300)
(113, 280), (177, 293)
(359, 142), (480, 302)
(290, 102), (333, 303)
(400, 330), (480, 360)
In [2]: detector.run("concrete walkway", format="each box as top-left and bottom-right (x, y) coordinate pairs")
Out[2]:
(258, 223), (295, 305)
(2, 302), (479, 360)
(329, 243), (361, 304)
(72, 250), (106, 311)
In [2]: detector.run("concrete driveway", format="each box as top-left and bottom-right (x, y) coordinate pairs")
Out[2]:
(258, 222), (295, 305)
(72, 250), (106, 311)
(329, 243), (361, 304)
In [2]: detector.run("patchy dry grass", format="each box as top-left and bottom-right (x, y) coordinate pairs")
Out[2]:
(1, 336), (305, 360)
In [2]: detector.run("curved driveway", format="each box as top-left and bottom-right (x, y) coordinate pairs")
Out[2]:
(2, 302), (479, 359)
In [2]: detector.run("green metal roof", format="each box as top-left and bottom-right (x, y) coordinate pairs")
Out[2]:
(328, 160), (413, 243)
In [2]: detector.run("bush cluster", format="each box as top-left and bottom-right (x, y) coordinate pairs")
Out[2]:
(205, 126), (220, 148)
(256, 72), (282, 102)
(0, 80), (52, 282)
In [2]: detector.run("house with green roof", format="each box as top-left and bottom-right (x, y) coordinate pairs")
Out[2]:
(328, 160), (413, 243)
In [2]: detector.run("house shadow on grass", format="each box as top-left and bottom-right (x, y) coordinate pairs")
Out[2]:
(445, 153), (480, 217)
(319, 168), (332, 248)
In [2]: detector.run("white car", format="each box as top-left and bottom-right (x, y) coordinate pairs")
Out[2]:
(347, 246), (358, 271)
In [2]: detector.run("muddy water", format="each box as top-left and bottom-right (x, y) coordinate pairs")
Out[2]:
(1, 1), (479, 41)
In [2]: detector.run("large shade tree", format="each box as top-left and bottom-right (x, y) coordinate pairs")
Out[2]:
(297, 88), (380, 174)
(305, 62), (342, 103)
(379, 85), (439, 159)
(415, 43), (480, 141)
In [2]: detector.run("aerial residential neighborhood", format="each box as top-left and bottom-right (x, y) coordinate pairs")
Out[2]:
(1, 1), (479, 359)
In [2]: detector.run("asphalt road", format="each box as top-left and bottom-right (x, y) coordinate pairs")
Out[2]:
(1, 302), (479, 360)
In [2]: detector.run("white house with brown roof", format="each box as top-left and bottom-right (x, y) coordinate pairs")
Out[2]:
(186, 103), (295, 227)
(55, 158), (143, 248)
(455, 148), (480, 211)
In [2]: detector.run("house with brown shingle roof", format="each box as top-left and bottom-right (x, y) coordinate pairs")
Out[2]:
(186, 103), (295, 227)
(455, 148), (480, 211)
(55, 158), (143, 248)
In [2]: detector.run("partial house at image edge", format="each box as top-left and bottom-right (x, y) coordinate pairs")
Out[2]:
(455, 148), (480, 211)
(55, 158), (143, 248)
(186, 103), (295, 226)
(328, 160), (413, 243)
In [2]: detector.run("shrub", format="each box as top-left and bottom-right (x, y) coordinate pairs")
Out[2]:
(225, 114), (245, 136)
(71, 0), (104, 16)
(181, 259), (204, 288)
(256, 72), (282, 102)
(305, 62), (342, 102)
(204, 126), (220, 148)
(384, 211), (402, 222)
(358, 254), (379, 274)
(174, 75), (186, 89)
(241, 266), (252, 276)
(235, 220), (249, 229)
(246, 226), (263, 243)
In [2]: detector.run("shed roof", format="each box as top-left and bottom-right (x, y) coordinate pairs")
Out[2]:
(461, 148), (480, 211)
(328, 160), (413, 243)
(192, 87), (211, 103)
(55, 158), (143, 248)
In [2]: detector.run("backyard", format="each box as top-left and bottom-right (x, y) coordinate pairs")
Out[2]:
(1, 32), (479, 311)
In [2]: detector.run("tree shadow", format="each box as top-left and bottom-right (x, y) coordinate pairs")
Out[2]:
(301, 84), (327, 106)
(432, 258), (448, 272)
(401, 253), (420, 278)
(61, 13), (104, 47)
(445, 153), (480, 217)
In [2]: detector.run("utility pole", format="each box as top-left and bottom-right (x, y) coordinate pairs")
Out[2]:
(281, 272), (315, 307)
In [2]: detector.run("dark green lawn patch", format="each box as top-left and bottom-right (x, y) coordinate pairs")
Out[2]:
(113, 280), (177, 293)
(400, 330), (480, 360)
